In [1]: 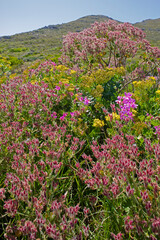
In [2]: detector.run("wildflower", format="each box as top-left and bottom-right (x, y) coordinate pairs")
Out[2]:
(31, 80), (36, 85)
(55, 86), (61, 91)
(60, 113), (68, 121)
(83, 97), (90, 105)
(0, 188), (5, 199)
(111, 232), (123, 240)
(70, 70), (76, 74)
(83, 207), (90, 217)
(70, 112), (75, 117)
(155, 125), (160, 137)
(51, 112), (57, 118)
(116, 92), (138, 121)
(61, 78), (69, 84)
(93, 119), (104, 128)
(132, 109), (137, 117)
(56, 65), (68, 71)
(124, 216), (134, 232)
(79, 97), (84, 102)
(66, 83), (74, 91)
(156, 90), (160, 95)
(105, 113), (120, 121)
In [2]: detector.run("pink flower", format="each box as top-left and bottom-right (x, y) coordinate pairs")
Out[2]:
(70, 112), (75, 117)
(111, 232), (123, 240)
(51, 112), (57, 118)
(0, 188), (5, 200)
(60, 113), (68, 121)
(79, 97), (84, 102)
(84, 97), (90, 105)
(55, 86), (61, 91)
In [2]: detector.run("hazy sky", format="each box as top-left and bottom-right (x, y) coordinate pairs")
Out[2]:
(1, 0), (160, 36)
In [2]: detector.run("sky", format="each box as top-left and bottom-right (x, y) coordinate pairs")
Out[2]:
(1, 0), (160, 37)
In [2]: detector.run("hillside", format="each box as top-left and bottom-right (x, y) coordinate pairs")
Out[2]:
(134, 18), (160, 47)
(0, 15), (159, 64)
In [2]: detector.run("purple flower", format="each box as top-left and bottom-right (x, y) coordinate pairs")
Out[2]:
(84, 97), (90, 105)
(70, 112), (75, 117)
(55, 86), (61, 91)
(155, 125), (160, 137)
(116, 92), (138, 121)
(79, 97), (84, 102)
(51, 112), (57, 118)
(60, 113), (68, 121)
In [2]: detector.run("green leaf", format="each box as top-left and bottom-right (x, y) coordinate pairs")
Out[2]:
(138, 115), (145, 122)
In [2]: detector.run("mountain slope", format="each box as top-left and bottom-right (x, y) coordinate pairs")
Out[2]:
(134, 18), (160, 47)
(0, 15), (113, 62)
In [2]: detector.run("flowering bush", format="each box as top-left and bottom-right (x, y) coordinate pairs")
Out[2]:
(80, 66), (125, 109)
(60, 20), (160, 79)
(132, 76), (160, 115)
(75, 124), (160, 239)
(0, 76), (92, 239)
(23, 61), (79, 88)
(1, 73), (160, 239)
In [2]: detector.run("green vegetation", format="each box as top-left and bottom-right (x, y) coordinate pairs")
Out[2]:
(0, 19), (160, 240)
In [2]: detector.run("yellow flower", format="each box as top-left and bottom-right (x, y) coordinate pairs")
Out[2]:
(105, 113), (120, 121)
(93, 119), (104, 128)
(112, 112), (120, 120)
(156, 90), (160, 95)
(67, 83), (75, 91)
(56, 65), (68, 71)
(70, 70), (76, 74)
(31, 80), (36, 85)
(78, 118), (83, 122)
(43, 77), (49, 82)
(105, 115), (110, 121)
(61, 78), (69, 84)
(9, 73), (17, 79)
(74, 94), (79, 100)
(131, 109), (137, 117)
(149, 76), (156, 81)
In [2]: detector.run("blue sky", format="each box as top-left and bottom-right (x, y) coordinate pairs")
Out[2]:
(1, 0), (160, 36)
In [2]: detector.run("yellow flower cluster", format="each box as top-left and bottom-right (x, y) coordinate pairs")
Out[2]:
(133, 76), (156, 90)
(91, 85), (104, 98)
(133, 76), (156, 103)
(81, 66), (125, 89)
(80, 67), (125, 108)
(55, 65), (69, 71)
(61, 78), (69, 84)
(0, 55), (12, 84)
(66, 83), (75, 91)
(93, 119), (104, 128)
(70, 70), (76, 75)
(132, 109), (137, 117)
(105, 112), (120, 121)
(155, 89), (160, 102)
(156, 90), (160, 95)
(0, 55), (11, 67)
(30, 80), (37, 85)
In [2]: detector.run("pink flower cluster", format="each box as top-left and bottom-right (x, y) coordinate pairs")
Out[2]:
(60, 19), (160, 74)
(155, 125), (160, 138)
(116, 92), (138, 121)
(0, 76), (92, 239)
